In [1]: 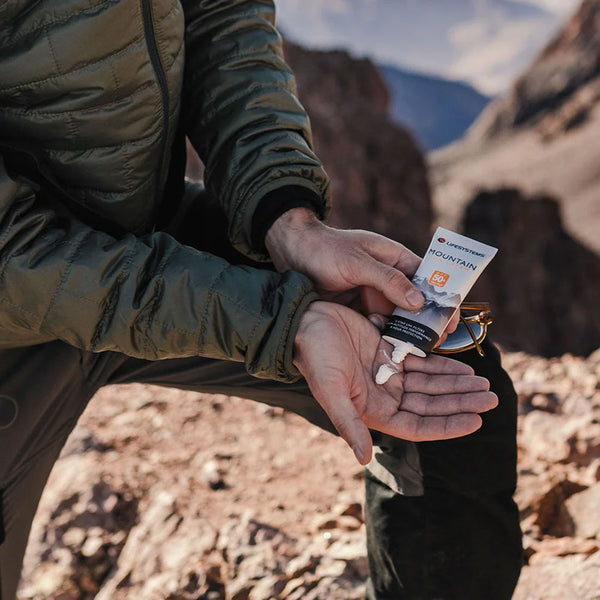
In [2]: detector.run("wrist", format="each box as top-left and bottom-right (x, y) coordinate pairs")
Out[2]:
(293, 300), (330, 372)
(265, 207), (323, 272)
(251, 186), (324, 257)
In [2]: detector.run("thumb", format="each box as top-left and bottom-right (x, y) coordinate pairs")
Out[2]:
(360, 256), (424, 312)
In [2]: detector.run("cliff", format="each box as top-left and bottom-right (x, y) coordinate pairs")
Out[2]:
(283, 42), (433, 254)
(432, 1), (600, 357)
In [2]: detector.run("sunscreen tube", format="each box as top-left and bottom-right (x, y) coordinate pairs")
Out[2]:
(376, 228), (497, 384)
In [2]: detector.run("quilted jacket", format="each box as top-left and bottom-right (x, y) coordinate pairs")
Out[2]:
(0, 0), (331, 381)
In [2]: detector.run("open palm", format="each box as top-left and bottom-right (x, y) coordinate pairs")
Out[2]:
(293, 301), (497, 465)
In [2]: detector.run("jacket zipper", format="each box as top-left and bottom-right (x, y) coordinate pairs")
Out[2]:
(141, 0), (170, 203)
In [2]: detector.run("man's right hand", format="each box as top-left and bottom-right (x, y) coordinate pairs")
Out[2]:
(293, 301), (498, 466)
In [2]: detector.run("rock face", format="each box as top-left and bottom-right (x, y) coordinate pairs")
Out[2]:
(463, 188), (600, 356)
(473, 0), (600, 138)
(283, 42), (433, 254)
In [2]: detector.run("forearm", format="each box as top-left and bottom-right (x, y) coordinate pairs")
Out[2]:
(0, 164), (317, 381)
(180, 0), (330, 259)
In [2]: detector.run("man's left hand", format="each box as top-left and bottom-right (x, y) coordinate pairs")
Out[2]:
(265, 207), (425, 314)
(265, 207), (459, 341)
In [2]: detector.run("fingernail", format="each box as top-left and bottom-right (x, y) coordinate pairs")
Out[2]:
(352, 445), (366, 464)
(368, 314), (386, 330)
(406, 289), (424, 307)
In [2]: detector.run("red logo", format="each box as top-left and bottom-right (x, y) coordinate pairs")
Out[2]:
(438, 237), (446, 243)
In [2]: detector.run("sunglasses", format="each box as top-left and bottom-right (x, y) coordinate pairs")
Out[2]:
(433, 302), (493, 357)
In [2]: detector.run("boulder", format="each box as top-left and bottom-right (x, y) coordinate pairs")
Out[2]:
(463, 188), (600, 356)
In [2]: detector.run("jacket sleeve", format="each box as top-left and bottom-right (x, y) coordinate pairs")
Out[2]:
(0, 157), (317, 381)
(180, 0), (331, 260)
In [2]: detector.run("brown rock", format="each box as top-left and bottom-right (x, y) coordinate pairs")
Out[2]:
(520, 412), (574, 464)
(463, 188), (600, 356)
(312, 515), (362, 532)
(528, 537), (599, 565)
(201, 459), (228, 491)
(284, 552), (319, 579)
(566, 483), (600, 539)
(336, 502), (364, 523)
(227, 581), (252, 600)
(327, 536), (369, 579)
(279, 577), (309, 599)
(61, 527), (86, 548)
(514, 552), (600, 600)
(472, 0), (600, 138)
(247, 575), (286, 600)
(95, 491), (218, 600)
(533, 479), (587, 538)
(313, 516), (339, 532)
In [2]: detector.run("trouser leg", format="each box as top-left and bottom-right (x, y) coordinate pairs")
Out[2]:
(365, 339), (522, 600)
(0, 343), (104, 600)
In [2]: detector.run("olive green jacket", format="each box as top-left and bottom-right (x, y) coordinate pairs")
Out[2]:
(0, 0), (331, 381)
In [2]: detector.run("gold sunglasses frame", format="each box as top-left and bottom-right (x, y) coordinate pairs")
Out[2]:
(433, 302), (493, 357)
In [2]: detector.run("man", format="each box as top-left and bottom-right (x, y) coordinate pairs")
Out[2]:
(0, 1), (521, 598)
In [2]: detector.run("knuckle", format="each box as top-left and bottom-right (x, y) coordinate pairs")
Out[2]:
(341, 249), (367, 279)
(384, 268), (408, 290)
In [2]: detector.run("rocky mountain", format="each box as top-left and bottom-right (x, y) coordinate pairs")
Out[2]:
(381, 65), (490, 150)
(353, 0), (600, 364)
(283, 41), (433, 254)
(472, 0), (600, 136)
(431, 1), (600, 332)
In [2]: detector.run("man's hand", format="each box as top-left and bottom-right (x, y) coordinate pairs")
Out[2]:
(265, 208), (425, 314)
(294, 301), (498, 465)
(265, 207), (460, 342)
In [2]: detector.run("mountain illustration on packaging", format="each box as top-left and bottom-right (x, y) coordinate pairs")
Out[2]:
(412, 275), (462, 312)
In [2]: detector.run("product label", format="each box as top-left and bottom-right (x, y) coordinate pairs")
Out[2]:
(380, 227), (497, 357)
(382, 316), (439, 354)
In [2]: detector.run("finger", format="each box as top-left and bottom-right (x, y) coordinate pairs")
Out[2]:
(360, 233), (422, 277)
(382, 412), (484, 441)
(437, 330), (450, 347)
(404, 372), (491, 395)
(434, 309), (460, 347)
(446, 308), (460, 335)
(355, 255), (425, 311)
(404, 354), (475, 376)
(399, 391), (498, 416)
(313, 386), (373, 465)
(360, 286), (395, 316)
(367, 312), (388, 331)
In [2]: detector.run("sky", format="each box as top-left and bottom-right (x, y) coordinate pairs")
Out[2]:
(275, 0), (581, 94)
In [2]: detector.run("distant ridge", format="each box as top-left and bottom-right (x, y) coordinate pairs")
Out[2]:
(381, 65), (490, 150)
